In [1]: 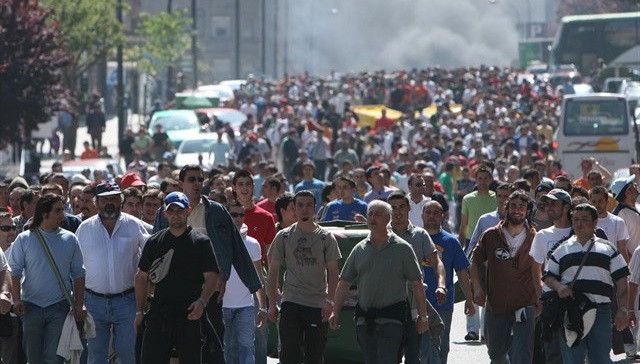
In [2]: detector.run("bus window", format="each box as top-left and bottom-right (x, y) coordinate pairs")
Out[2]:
(563, 99), (628, 136)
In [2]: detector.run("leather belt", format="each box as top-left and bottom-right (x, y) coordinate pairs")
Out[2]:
(85, 287), (134, 299)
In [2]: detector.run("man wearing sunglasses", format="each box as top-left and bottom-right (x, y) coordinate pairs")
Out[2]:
(407, 174), (430, 228)
(0, 212), (18, 364)
(153, 164), (261, 363)
(222, 200), (267, 364)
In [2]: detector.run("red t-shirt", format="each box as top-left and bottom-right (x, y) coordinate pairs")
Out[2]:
(244, 205), (277, 264)
(256, 198), (276, 220)
(374, 116), (394, 131)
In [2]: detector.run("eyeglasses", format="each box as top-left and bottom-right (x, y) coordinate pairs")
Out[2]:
(186, 176), (205, 183)
(230, 212), (245, 218)
(0, 226), (16, 232)
(414, 183), (425, 187)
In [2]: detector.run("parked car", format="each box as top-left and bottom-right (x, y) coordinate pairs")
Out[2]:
(174, 133), (229, 168)
(195, 107), (247, 132)
(148, 109), (201, 149)
(62, 158), (123, 182)
(196, 84), (235, 103)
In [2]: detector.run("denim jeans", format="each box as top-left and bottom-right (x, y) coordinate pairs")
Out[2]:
(420, 310), (453, 364)
(484, 305), (535, 364)
(356, 322), (404, 364)
(85, 291), (136, 364)
(222, 306), (255, 364)
(466, 304), (484, 336)
(21, 300), (68, 364)
(254, 304), (268, 364)
(560, 304), (613, 364)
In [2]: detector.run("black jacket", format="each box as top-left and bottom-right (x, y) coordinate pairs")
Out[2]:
(153, 196), (261, 294)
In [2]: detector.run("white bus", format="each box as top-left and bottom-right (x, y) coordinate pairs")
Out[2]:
(556, 93), (637, 180)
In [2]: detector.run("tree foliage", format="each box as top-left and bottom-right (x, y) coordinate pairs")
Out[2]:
(130, 9), (193, 76)
(40, 0), (124, 97)
(0, 0), (68, 147)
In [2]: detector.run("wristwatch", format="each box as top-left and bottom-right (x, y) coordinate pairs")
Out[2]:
(324, 298), (335, 307)
(258, 308), (268, 314)
(418, 314), (429, 323)
(197, 297), (208, 308)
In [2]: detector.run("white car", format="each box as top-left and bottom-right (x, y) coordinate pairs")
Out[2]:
(196, 84), (235, 103)
(174, 133), (230, 168)
(218, 79), (247, 91)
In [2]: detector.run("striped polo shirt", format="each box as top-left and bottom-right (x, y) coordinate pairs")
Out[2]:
(543, 236), (629, 304)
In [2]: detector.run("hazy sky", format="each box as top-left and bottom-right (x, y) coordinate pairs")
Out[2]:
(283, 0), (520, 74)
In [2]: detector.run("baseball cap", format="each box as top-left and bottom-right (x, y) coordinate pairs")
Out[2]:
(164, 192), (190, 210)
(120, 172), (147, 190)
(540, 188), (571, 204)
(610, 174), (636, 199)
(535, 181), (554, 195)
(95, 182), (121, 197)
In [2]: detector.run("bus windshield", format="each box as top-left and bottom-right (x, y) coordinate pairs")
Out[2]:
(563, 99), (628, 136)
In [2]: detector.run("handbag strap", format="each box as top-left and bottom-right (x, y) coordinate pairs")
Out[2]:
(33, 228), (74, 310)
(569, 238), (595, 290)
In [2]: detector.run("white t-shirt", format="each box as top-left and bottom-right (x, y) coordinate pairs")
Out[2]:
(505, 228), (527, 258)
(597, 213), (630, 246)
(529, 226), (573, 265)
(223, 235), (261, 308)
(618, 207), (640, 255)
(0, 249), (7, 272)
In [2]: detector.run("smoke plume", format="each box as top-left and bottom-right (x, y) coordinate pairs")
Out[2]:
(283, 0), (520, 74)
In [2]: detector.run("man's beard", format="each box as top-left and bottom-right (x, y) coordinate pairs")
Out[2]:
(99, 204), (120, 220)
(508, 214), (526, 226)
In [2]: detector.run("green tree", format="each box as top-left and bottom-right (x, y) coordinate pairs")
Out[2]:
(41, 0), (124, 99)
(131, 10), (193, 77)
(0, 0), (68, 148)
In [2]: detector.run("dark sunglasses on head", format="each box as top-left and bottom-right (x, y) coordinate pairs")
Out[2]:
(230, 212), (245, 218)
(186, 177), (205, 183)
(0, 226), (16, 232)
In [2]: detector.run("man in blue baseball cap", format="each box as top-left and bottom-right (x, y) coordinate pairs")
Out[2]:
(135, 190), (219, 362)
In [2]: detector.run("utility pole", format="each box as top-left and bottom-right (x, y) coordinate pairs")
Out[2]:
(191, 0), (198, 89)
(283, 0), (288, 76)
(235, 0), (241, 79)
(273, 0), (278, 77)
(117, 0), (125, 148)
(261, 0), (266, 75)
(167, 0), (173, 100)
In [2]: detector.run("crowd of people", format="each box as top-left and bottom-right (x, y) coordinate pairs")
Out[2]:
(0, 65), (638, 364)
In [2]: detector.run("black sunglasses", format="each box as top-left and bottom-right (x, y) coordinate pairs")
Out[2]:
(230, 212), (245, 218)
(186, 177), (205, 183)
(0, 226), (16, 232)
(414, 183), (426, 187)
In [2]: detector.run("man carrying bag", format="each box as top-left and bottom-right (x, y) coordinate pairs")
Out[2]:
(8, 194), (87, 363)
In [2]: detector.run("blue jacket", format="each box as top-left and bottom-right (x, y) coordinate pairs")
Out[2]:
(153, 196), (261, 293)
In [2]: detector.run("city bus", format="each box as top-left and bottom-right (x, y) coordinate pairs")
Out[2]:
(556, 93), (638, 180)
(550, 12), (640, 74)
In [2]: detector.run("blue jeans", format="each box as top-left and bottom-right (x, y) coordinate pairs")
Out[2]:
(254, 303), (267, 364)
(356, 322), (404, 364)
(560, 304), (612, 364)
(484, 305), (536, 364)
(85, 291), (136, 364)
(222, 306), (255, 364)
(22, 300), (68, 364)
(420, 310), (453, 364)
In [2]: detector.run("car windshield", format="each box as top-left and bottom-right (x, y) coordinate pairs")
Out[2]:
(155, 116), (198, 131)
(180, 139), (215, 153)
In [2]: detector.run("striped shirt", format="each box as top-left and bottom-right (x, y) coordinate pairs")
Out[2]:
(543, 236), (629, 304)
